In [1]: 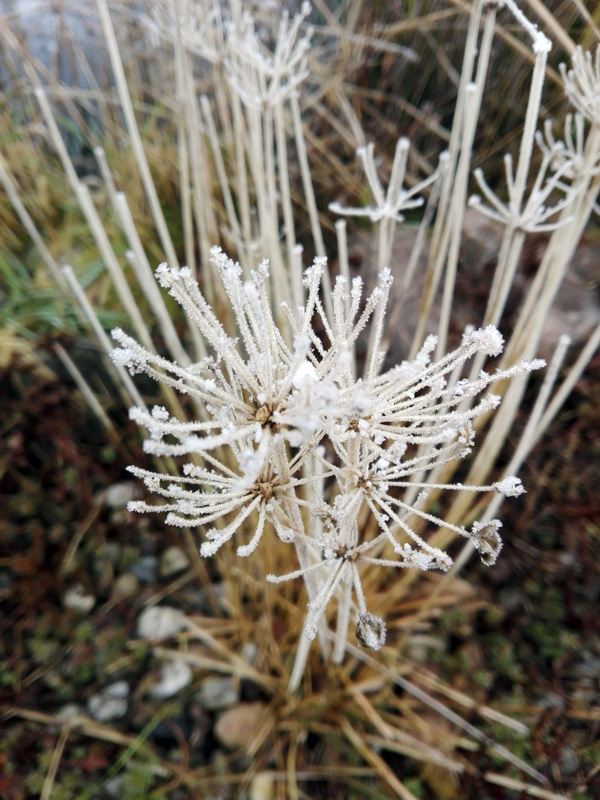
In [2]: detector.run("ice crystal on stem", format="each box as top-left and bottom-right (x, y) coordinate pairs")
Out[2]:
(112, 246), (543, 656)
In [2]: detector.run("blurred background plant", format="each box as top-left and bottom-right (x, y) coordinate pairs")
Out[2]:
(1, 1), (599, 799)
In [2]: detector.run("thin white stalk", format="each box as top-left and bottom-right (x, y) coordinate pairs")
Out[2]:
(246, 104), (270, 262)
(272, 440), (329, 670)
(332, 569), (352, 664)
(377, 216), (396, 273)
(263, 104), (289, 312)
(172, 0), (196, 277)
(509, 41), (551, 214)
(35, 87), (154, 353)
(533, 322), (600, 447)
(332, 437), (360, 661)
(231, 91), (252, 272)
(435, 83), (481, 359)
(288, 631), (312, 693)
(427, 0), (484, 264)
(96, 0), (180, 270)
(200, 95), (244, 257)
(117, 193), (197, 367)
(335, 219), (352, 353)
(275, 99), (300, 304)
(290, 93), (333, 320)
(412, 0), (489, 360)
(93, 146), (120, 209)
(403, 152), (448, 295)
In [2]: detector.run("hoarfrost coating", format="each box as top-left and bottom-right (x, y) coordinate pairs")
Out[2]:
(111, 247), (544, 650)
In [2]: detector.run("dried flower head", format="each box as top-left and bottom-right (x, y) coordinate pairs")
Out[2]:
(112, 247), (543, 651)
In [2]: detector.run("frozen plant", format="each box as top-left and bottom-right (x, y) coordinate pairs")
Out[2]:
(112, 246), (543, 686)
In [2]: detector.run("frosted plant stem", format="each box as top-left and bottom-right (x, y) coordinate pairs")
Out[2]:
(200, 95), (244, 258)
(436, 83), (481, 359)
(533, 323), (600, 447)
(263, 105), (289, 315)
(410, 167), (453, 359)
(380, 154), (446, 365)
(96, 0), (180, 270)
(427, 0), (484, 266)
(172, 0), (195, 277)
(35, 87), (155, 354)
(93, 147), (119, 209)
(275, 100), (301, 309)
(332, 570), (352, 664)
(412, 0), (490, 360)
(484, 227), (525, 328)
(213, 61), (236, 164)
(247, 105), (270, 263)
(184, 44), (217, 280)
(288, 633), (312, 693)
(465, 14), (548, 383)
(333, 435), (360, 662)
(335, 220), (353, 368)
(510, 40), (550, 213)
(468, 15), (549, 377)
(290, 93), (333, 321)
(403, 153), (447, 294)
(232, 92), (252, 270)
(272, 440), (329, 667)
(116, 192), (197, 366)
(377, 216), (396, 273)
(434, 0), (496, 357)
(335, 220), (350, 290)
(465, 227), (524, 384)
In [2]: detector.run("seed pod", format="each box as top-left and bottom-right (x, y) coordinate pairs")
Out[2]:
(355, 613), (386, 650)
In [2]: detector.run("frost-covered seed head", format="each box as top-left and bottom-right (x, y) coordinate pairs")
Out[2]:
(112, 247), (543, 654)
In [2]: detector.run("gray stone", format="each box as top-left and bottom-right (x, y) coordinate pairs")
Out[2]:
(214, 702), (268, 750)
(111, 572), (139, 600)
(131, 555), (158, 584)
(196, 676), (240, 710)
(150, 658), (193, 698)
(137, 606), (188, 639)
(87, 681), (129, 722)
(559, 747), (579, 776)
(160, 546), (190, 578)
(62, 584), (95, 614)
(104, 482), (138, 509)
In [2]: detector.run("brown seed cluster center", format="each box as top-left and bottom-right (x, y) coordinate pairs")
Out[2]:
(257, 481), (274, 500)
